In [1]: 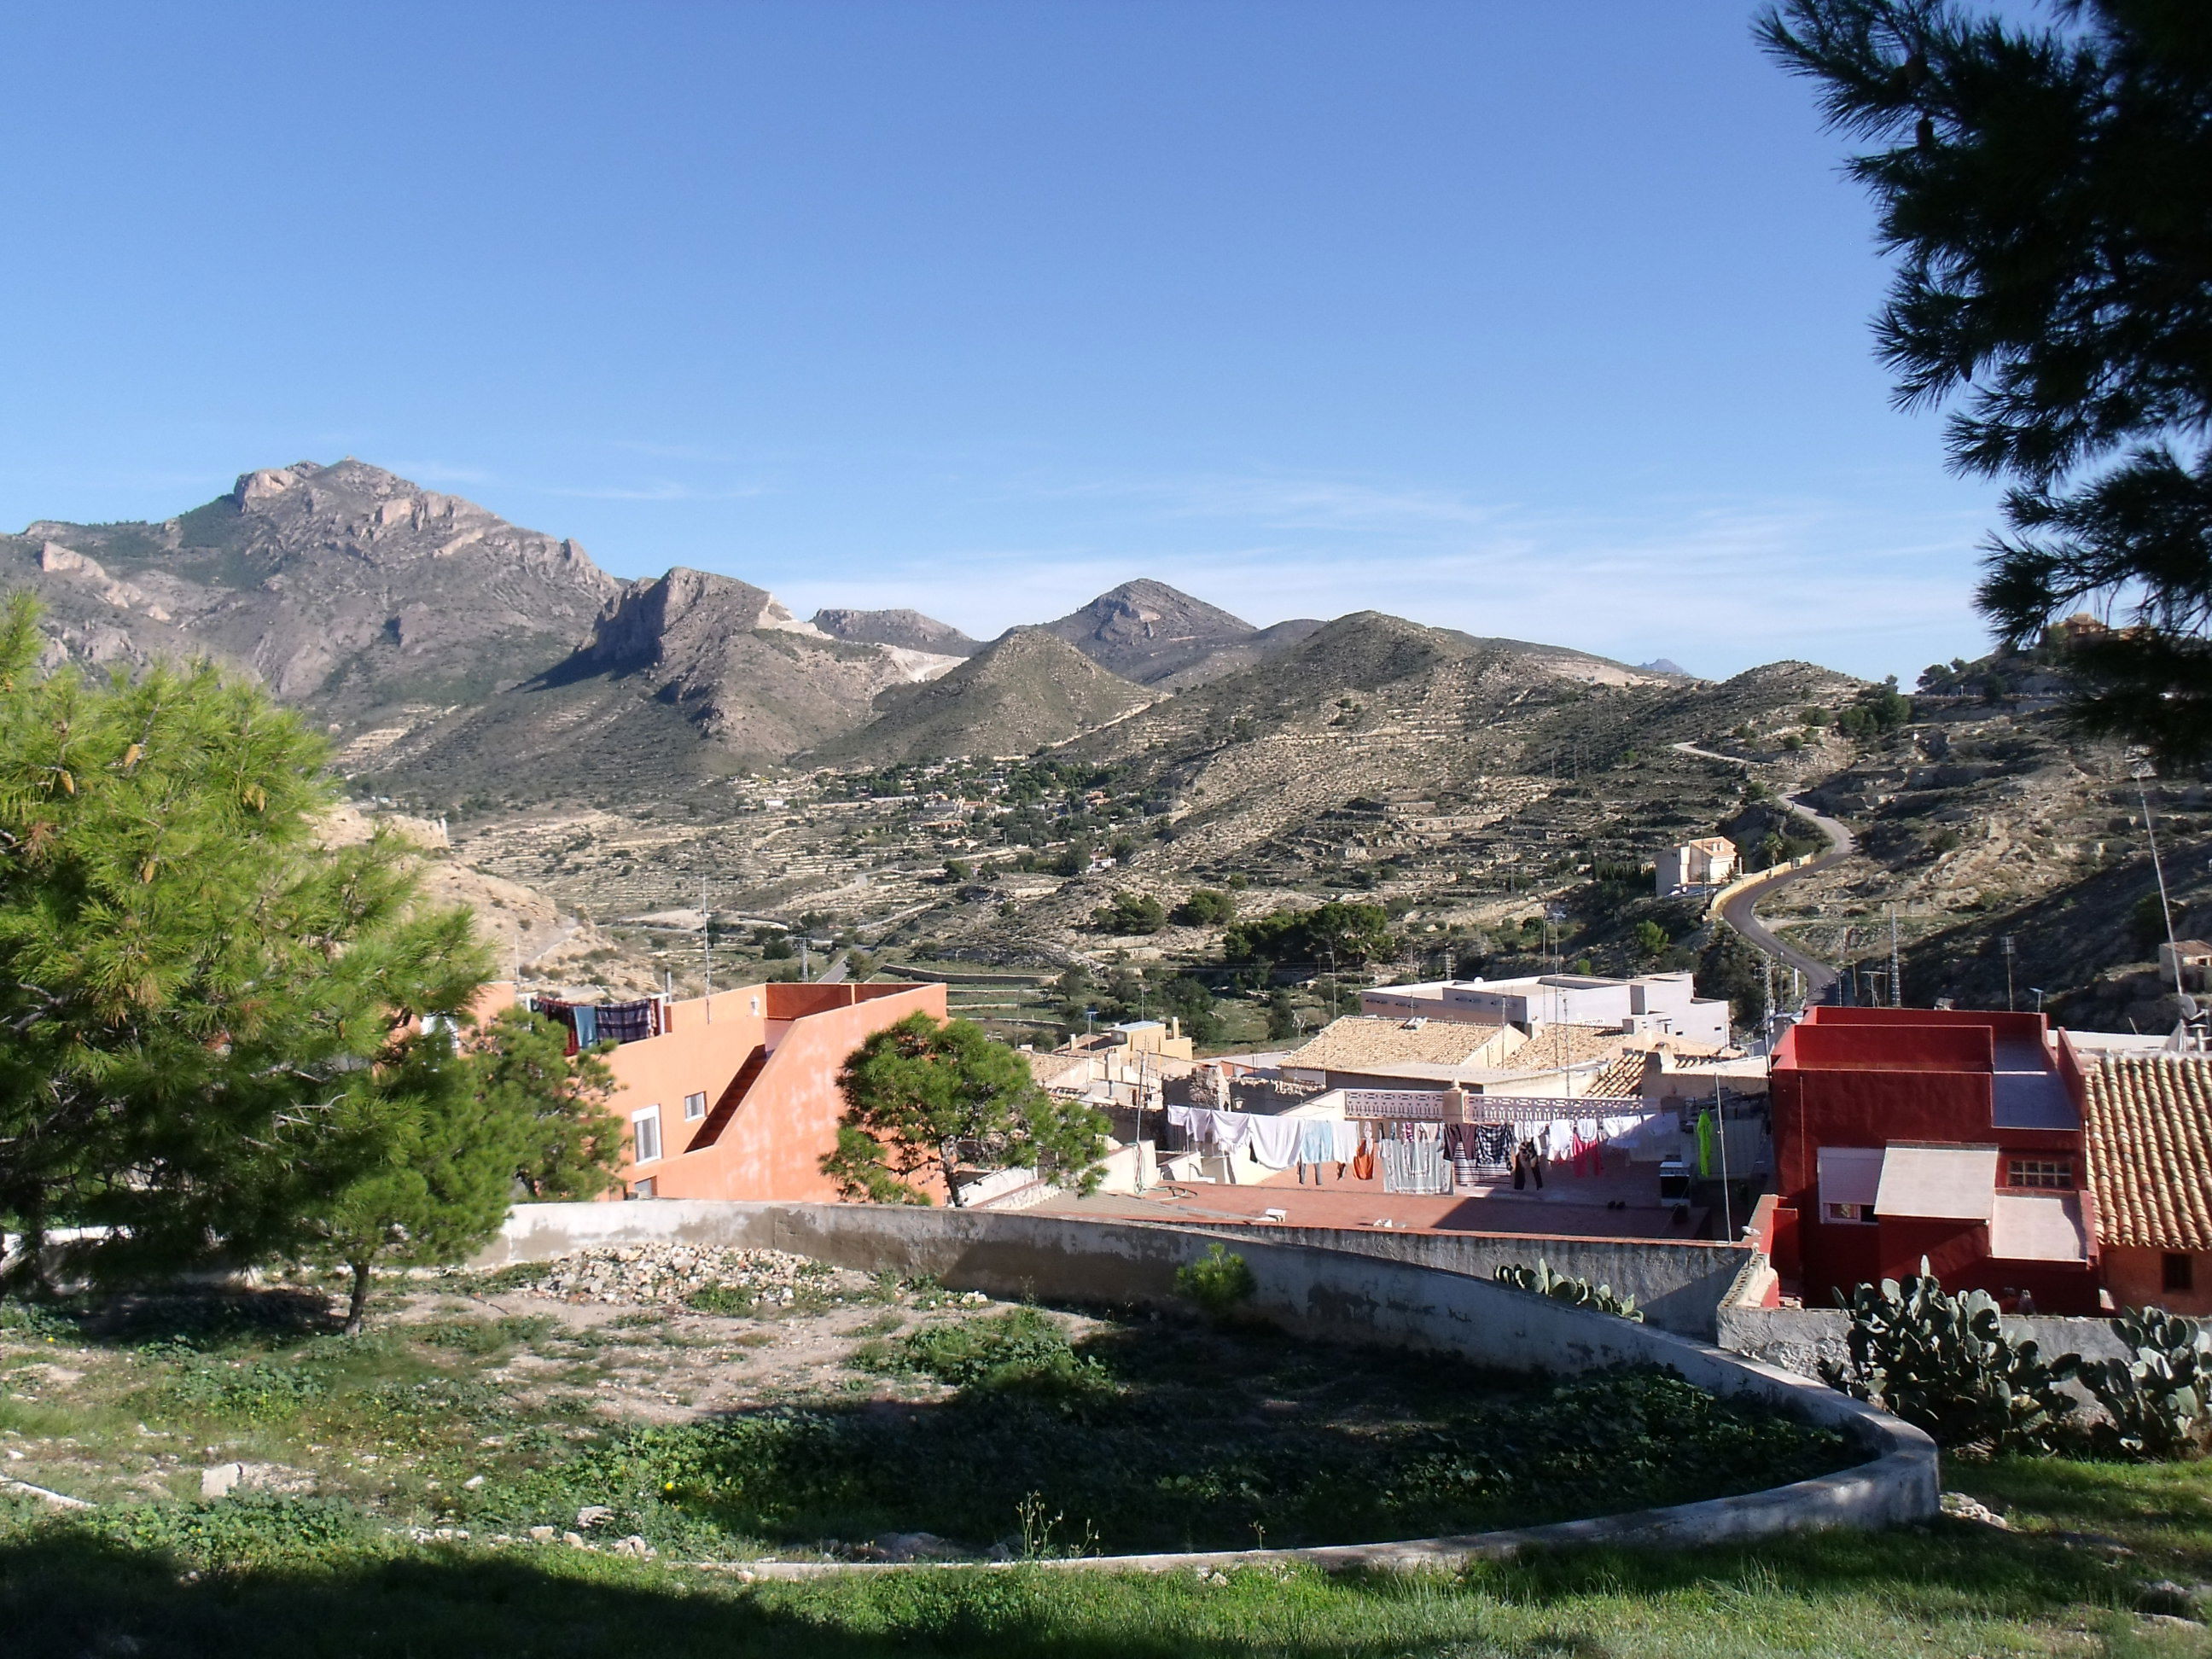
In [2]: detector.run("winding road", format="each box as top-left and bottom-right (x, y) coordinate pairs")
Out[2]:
(1668, 742), (1855, 998)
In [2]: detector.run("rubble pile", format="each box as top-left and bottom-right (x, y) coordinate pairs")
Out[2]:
(534, 1244), (873, 1307)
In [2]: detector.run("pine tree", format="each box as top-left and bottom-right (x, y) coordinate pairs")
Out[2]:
(296, 1010), (620, 1333)
(0, 596), (488, 1291)
(1761, 2), (2212, 761)
(821, 1012), (1108, 1206)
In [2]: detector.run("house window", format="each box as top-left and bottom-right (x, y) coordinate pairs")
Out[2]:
(2164, 1252), (2195, 1294)
(683, 1091), (707, 1121)
(632, 1107), (662, 1164)
(629, 1178), (656, 1200)
(1823, 1202), (1873, 1225)
(2006, 1157), (2072, 1190)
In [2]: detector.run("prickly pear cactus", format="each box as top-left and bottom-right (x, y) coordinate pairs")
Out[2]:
(1821, 1260), (2079, 1452)
(1494, 1260), (1644, 1322)
(2081, 1307), (2212, 1459)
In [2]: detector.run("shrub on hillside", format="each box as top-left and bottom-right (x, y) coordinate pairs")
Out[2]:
(1172, 888), (1237, 927)
(1090, 892), (1166, 934)
(1175, 1245), (1257, 1319)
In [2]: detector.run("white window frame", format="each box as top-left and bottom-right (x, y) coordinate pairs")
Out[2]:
(632, 1105), (663, 1164)
(1823, 1201), (1873, 1225)
(2006, 1156), (2072, 1190)
(683, 1091), (707, 1122)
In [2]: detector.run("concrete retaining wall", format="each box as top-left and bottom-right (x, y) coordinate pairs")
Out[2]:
(1720, 1301), (2130, 1382)
(480, 1200), (1936, 1571)
(1172, 1220), (1748, 1339)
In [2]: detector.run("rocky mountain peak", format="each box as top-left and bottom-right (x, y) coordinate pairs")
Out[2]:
(811, 606), (980, 656)
(1041, 579), (1263, 685)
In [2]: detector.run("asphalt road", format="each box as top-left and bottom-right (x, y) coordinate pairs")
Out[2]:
(1715, 795), (1856, 997)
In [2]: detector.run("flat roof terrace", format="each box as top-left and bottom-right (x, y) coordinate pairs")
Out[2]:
(1038, 1152), (1718, 1241)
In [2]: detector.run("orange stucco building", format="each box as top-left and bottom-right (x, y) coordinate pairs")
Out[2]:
(574, 980), (946, 1201)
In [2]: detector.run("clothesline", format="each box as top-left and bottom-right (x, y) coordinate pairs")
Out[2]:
(1163, 1103), (1664, 1194)
(529, 995), (666, 1056)
(1164, 1105), (1359, 1171)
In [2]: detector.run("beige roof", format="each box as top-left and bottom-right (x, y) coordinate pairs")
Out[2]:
(1584, 1053), (1649, 1101)
(1284, 1016), (1515, 1073)
(1875, 1144), (1998, 1222)
(1505, 1024), (1627, 1074)
(2083, 1055), (2212, 1251)
(1026, 1051), (1095, 1087)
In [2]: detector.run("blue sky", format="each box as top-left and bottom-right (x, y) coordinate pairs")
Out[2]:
(0, 2), (2000, 681)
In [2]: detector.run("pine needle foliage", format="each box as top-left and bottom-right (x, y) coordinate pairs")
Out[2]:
(821, 1011), (1108, 1207)
(0, 596), (492, 1294)
(1761, 2), (2212, 762)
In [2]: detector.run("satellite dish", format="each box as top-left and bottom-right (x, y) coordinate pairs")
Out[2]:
(2181, 994), (2202, 1019)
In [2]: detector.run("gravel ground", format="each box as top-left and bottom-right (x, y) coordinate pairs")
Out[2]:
(529, 1245), (877, 1307)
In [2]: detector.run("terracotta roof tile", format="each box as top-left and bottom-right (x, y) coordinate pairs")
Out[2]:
(1501, 1024), (1626, 1074)
(1584, 1053), (1648, 1101)
(2081, 1054), (2212, 1251)
(1284, 1016), (1515, 1072)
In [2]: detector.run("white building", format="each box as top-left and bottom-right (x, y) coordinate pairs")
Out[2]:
(1361, 969), (1732, 1047)
(1656, 836), (1738, 896)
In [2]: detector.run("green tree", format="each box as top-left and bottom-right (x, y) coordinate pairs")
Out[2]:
(821, 1012), (1109, 1207)
(1090, 891), (1166, 934)
(1633, 919), (1671, 960)
(294, 1012), (619, 1334)
(1171, 888), (1237, 927)
(1221, 901), (1397, 977)
(1265, 989), (1301, 1041)
(1762, 1), (2212, 763)
(470, 1009), (622, 1202)
(1150, 972), (1225, 1045)
(0, 597), (488, 1294)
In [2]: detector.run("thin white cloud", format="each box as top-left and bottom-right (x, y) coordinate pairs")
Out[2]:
(759, 480), (1994, 682)
(539, 480), (768, 503)
(385, 460), (501, 486)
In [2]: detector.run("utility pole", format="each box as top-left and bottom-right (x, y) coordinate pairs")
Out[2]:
(1889, 905), (1904, 1009)
(701, 879), (713, 1016)
(2138, 767), (2186, 1000)
(2001, 934), (2017, 1012)
(1714, 1074), (1733, 1243)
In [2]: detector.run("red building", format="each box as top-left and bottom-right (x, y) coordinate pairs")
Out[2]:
(1769, 1007), (2098, 1313)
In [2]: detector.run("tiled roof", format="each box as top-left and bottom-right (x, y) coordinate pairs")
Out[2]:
(1505, 1023), (1626, 1074)
(1026, 1050), (1095, 1087)
(1285, 1016), (1513, 1071)
(1584, 1053), (1648, 1101)
(2081, 1054), (2212, 1251)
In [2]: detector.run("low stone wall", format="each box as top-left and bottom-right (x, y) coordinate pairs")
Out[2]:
(479, 1201), (1936, 1570)
(1720, 1301), (2131, 1381)
(1172, 1221), (1748, 1339)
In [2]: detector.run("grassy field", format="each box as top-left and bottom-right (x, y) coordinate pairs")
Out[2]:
(2, 1278), (2208, 1656)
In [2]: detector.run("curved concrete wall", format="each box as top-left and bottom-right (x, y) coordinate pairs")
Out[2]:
(478, 1200), (1938, 1570)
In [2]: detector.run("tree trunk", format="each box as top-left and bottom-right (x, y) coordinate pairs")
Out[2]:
(341, 1258), (373, 1336)
(10, 1201), (54, 1300)
(941, 1145), (964, 1208)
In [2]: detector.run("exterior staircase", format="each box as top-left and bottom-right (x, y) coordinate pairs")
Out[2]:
(684, 1043), (769, 1153)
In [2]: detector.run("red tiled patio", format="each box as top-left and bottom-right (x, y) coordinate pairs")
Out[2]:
(1038, 1150), (1717, 1241)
